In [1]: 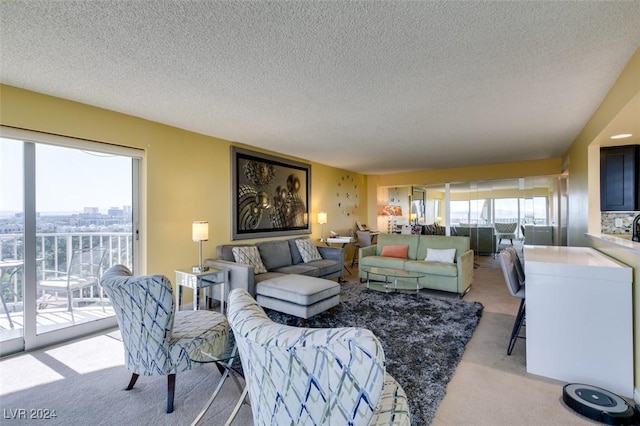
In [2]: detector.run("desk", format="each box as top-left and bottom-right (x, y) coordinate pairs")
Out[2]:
(175, 268), (229, 313)
(524, 245), (632, 397)
(324, 237), (353, 278)
(0, 260), (23, 329)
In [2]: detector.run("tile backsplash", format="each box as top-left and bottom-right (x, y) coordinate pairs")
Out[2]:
(601, 211), (639, 235)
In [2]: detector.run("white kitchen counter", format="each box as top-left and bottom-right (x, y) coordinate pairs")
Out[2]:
(586, 232), (640, 252)
(524, 245), (633, 397)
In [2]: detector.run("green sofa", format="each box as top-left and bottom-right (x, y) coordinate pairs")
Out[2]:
(358, 233), (474, 296)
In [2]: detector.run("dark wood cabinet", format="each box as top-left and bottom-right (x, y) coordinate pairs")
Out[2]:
(600, 145), (639, 211)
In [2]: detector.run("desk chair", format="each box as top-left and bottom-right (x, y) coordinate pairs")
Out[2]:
(351, 230), (372, 267)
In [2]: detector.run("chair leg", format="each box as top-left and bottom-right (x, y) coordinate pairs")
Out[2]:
(167, 373), (176, 413)
(351, 246), (359, 268)
(125, 373), (139, 390)
(507, 299), (526, 355)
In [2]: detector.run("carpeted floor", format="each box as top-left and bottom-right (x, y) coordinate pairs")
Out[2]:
(264, 282), (484, 425)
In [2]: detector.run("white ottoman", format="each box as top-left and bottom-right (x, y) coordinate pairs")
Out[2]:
(255, 274), (340, 325)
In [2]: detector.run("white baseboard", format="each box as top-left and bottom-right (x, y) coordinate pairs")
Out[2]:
(635, 387), (640, 406)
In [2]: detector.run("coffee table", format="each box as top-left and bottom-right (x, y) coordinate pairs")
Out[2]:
(189, 331), (246, 426)
(361, 266), (425, 295)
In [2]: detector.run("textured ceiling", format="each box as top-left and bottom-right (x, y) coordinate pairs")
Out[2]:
(1, 1), (639, 174)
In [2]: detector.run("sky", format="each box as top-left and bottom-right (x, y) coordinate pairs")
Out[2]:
(1, 138), (132, 214)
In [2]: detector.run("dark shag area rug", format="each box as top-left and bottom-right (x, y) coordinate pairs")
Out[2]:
(263, 282), (484, 425)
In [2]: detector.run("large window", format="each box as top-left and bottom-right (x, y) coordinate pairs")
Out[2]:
(0, 127), (142, 356)
(494, 198), (519, 223)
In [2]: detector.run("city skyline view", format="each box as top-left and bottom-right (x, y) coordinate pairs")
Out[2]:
(1, 138), (133, 214)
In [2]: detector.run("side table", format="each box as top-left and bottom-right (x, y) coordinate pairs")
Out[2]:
(175, 267), (229, 313)
(324, 236), (354, 280)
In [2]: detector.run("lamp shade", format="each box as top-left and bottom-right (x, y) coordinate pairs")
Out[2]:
(192, 221), (209, 242)
(382, 205), (402, 216)
(410, 213), (417, 221)
(317, 212), (327, 225)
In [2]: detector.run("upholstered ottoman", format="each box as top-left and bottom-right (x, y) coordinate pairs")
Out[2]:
(255, 274), (340, 325)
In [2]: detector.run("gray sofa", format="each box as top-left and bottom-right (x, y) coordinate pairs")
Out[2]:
(205, 237), (343, 296)
(358, 233), (474, 296)
(204, 237), (343, 322)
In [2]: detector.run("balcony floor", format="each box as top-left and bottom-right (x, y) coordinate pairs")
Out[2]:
(0, 304), (116, 341)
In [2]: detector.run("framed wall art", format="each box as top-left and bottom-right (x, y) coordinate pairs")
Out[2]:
(231, 147), (311, 240)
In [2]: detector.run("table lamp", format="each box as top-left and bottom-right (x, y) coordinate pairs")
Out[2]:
(192, 221), (209, 273)
(318, 212), (327, 242)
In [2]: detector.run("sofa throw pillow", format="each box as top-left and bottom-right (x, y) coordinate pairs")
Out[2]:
(295, 239), (323, 263)
(425, 248), (456, 263)
(232, 246), (268, 274)
(380, 245), (409, 259)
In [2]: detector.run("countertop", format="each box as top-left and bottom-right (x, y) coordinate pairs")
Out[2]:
(586, 233), (640, 251)
(524, 245), (632, 280)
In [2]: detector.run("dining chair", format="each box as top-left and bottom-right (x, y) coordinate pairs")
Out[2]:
(38, 246), (108, 312)
(499, 250), (525, 355)
(99, 265), (229, 413)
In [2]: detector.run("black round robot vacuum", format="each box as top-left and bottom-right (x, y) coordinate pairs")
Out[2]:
(563, 383), (638, 425)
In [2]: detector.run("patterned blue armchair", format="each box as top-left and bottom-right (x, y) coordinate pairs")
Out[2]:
(99, 265), (229, 413)
(228, 288), (411, 425)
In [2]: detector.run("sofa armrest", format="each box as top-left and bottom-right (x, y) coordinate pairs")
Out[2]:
(456, 249), (474, 294)
(204, 258), (256, 297)
(317, 246), (344, 262)
(360, 245), (377, 259)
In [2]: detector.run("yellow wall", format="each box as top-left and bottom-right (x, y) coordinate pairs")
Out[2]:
(0, 85), (368, 283)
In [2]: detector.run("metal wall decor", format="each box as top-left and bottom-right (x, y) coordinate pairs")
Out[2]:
(337, 174), (359, 216)
(231, 147), (310, 240)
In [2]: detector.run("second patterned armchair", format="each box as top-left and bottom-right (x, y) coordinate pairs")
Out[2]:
(227, 288), (411, 425)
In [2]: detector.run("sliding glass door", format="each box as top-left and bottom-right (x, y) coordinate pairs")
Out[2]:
(0, 128), (142, 356)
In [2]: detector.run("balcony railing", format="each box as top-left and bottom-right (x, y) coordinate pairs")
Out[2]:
(0, 232), (133, 309)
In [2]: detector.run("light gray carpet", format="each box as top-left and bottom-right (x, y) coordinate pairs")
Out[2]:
(0, 331), (251, 425)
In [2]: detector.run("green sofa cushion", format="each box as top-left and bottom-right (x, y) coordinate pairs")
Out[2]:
(405, 260), (458, 277)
